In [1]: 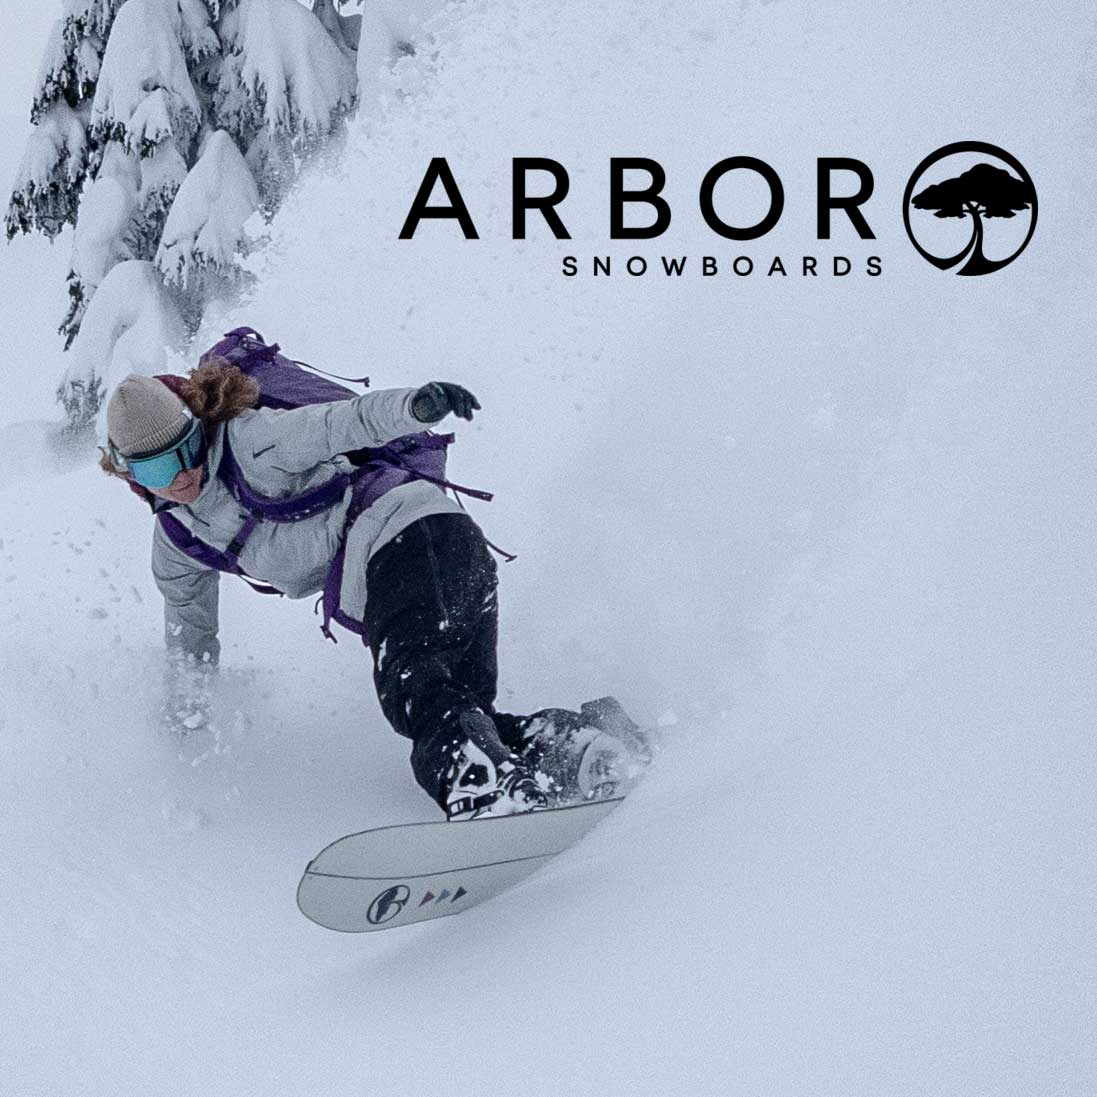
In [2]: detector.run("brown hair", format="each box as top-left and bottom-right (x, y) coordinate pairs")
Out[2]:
(182, 358), (261, 424)
(99, 360), (260, 479)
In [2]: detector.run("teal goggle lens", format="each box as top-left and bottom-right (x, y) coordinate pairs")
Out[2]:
(114, 419), (205, 490)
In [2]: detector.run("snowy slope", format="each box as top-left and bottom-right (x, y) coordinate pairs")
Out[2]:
(3, 2), (1096, 1095)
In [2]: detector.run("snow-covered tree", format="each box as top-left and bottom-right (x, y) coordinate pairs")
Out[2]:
(156, 130), (260, 325)
(6, 2), (123, 241)
(216, 0), (357, 210)
(6, 0), (359, 428)
(58, 259), (187, 427)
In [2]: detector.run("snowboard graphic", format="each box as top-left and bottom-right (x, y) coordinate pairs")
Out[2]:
(297, 797), (625, 933)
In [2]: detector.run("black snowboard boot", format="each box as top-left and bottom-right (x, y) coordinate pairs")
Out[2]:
(515, 696), (651, 806)
(441, 711), (549, 821)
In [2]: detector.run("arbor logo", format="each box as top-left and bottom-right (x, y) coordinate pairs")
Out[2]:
(367, 885), (410, 925)
(401, 140), (1038, 280)
(903, 141), (1037, 276)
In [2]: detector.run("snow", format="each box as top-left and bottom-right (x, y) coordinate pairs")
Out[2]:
(59, 258), (187, 435)
(14, 100), (87, 189)
(63, 0), (125, 42)
(313, 0), (361, 56)
(178, 0), (222, 63)
(6, 99), (88, 236)
(68, 163), (137, 289)
(136, 137), (188, 218)
(29, 19), (75, 121)
(90, 0), (203, 154)
(3, 1), (1096, 1096)
(218, 0), (357, 141)
(156, 129), (260, 286)
(355, 0), (453, 109)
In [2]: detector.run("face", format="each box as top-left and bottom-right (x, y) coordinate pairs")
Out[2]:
(146, 465), (204, 504)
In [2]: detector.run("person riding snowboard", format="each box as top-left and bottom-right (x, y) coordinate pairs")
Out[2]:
(101, 354), (646, 820)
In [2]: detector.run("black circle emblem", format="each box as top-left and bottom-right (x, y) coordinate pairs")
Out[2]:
(367, 884), (410, 925)
(903, 141), (1037, 275)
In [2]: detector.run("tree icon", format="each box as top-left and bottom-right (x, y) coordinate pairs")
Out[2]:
(910, 161), (1036, 275)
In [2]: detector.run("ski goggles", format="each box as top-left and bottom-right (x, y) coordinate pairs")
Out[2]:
(110, 417), (206, 490)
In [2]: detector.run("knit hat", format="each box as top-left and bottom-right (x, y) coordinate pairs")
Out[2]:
(107, 375), (192, 458)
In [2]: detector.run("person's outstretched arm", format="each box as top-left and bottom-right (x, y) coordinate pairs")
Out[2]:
(235, 383), (480, 475)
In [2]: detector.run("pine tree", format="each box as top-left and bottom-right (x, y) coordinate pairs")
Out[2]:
(6, 0), (359, 429)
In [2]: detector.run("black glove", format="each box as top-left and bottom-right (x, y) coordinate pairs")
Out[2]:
(411, 382), (481, 423)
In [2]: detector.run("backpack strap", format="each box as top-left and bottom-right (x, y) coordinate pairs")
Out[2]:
(315, 461), (416, 643)
(207, 431), (359, 585)
(314, 446), (512, 644)
(157, 511), (283, 596)
(218, 431), (354, 522)
(370, 433), (495, 503)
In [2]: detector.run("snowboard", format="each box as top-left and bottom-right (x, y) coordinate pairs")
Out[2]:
(297, 796), (625, 933)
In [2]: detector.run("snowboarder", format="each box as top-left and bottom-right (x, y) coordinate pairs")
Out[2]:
(101, 359), (646, 820)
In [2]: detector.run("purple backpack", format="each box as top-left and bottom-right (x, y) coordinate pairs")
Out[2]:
(151, 327), (498, 644)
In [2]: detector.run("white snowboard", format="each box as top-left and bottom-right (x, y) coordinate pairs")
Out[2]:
(297, 797), (625, 933)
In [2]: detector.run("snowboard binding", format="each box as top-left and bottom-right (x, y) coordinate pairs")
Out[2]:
(517, 696), (652, 807)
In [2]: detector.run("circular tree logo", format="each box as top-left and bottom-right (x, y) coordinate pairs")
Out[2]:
(903, 141), (1037, 275)
(367, 884), (410, 925)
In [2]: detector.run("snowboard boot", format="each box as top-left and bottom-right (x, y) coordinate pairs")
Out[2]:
(441, 711), (549, 821)
(517, 696), (652, 806)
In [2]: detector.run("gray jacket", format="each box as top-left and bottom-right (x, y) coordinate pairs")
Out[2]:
(150, 387), (462, 661)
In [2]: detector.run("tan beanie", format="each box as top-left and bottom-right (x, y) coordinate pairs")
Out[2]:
(107, 375), (192, 458)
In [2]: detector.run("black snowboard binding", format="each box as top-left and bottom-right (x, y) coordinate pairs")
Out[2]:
(441, 711), (549, 821)
(513, 697), (651, 806)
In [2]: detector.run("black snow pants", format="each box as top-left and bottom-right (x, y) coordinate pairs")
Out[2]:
(363, 512), (567, 810)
